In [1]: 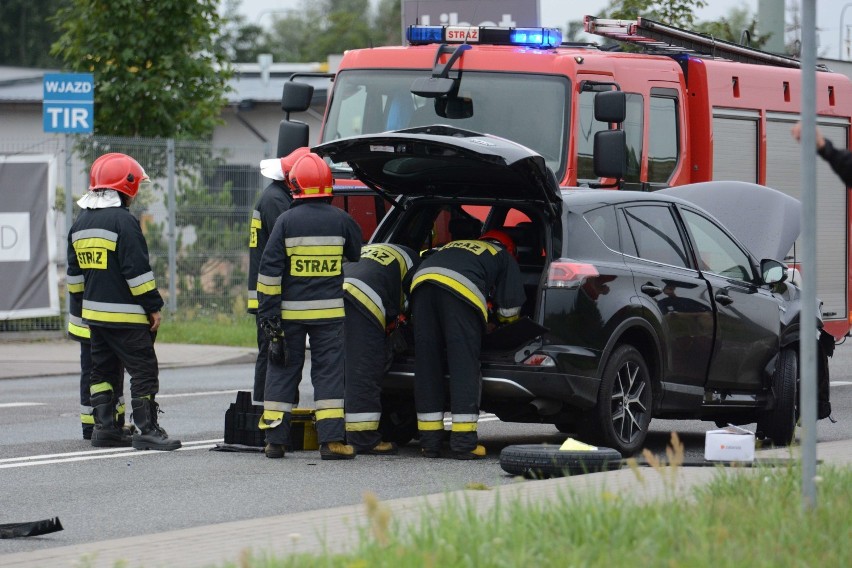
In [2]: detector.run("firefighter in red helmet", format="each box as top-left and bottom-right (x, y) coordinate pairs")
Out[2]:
(248, 146), (309, 405)
(410, 228), (525, 459)
(67, 153), (180, 451)
(256, 153), (363, 460)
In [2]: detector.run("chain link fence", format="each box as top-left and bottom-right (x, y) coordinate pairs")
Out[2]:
(1, 135), (270, 334)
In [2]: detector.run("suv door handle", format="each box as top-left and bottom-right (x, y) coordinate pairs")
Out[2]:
(640, 284), (662, 297)
(715, 292), (733, 306)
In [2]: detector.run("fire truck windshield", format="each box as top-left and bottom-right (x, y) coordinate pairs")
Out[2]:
(321, 69), (569, 179)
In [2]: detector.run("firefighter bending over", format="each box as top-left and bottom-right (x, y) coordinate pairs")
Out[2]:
(67, 153), (180, 451)
(248, 147), (308, 404)
(343, 243), (420, 455)
(257, 153), (362, 460)
(410, 229), (525, 459)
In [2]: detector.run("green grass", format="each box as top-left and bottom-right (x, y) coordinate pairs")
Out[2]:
(156, 314), (256, 347)
(227, 463), (852, 568)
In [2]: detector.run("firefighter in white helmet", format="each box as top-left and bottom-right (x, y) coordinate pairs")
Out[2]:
(256, 153), (362, 460)
(67, 153), (180, 451)
(248, 146), (309, 405)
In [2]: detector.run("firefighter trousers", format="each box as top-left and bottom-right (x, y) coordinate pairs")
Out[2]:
(90, 326), (158, 400)
(253, 316), (269, 404)
(79, 341), (124, 435)
(343, 300), (390, 449)
(263, 320), (345, 446)
(412, 284), (484, 454)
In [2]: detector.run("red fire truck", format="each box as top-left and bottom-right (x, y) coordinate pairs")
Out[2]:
(279, 16), (852, 340)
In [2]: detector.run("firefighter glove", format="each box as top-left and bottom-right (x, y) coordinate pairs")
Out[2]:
(261, 318), (288, 366)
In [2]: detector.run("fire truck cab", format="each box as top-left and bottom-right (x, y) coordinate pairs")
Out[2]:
(279, 16), (852, 340)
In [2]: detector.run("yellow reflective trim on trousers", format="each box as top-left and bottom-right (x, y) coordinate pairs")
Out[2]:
(345, 421), (380, 432)
(82, 308), (149, 325)
(247, 298), (258, 310)
(68, 321), (91, 339)
(68, 282), (84, 293)
(451, 422), (478, 432)
(73, 237), (116, 251)
(257, 282), (282, 295)
(287, 245), (344, 256)
(258, 410), (284, 430)
(343, 282), (385, 327)
(129, 280), (157, 296)
(282, 307), (345, 320)
(412, 273), (488, 321)
(81, 413), (94, 424)
(418, 420), (444, 431)
(315, 408), (344, 421)
(496, 313), (520, 324)
(90, 382), (113, 395)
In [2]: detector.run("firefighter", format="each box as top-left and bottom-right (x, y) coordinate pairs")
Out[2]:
(343, 243), (420, 455)
(248, 146), (309, 404)
(410, 229), (526, 459)
(257, 153), (362, 460)
(66, 277), (128, 443)
(67, 153), (181, 451)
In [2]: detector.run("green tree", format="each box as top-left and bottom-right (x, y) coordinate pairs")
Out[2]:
(606, 0), (708, 29)
(373, 0), (403, 46)
(0, 0), (69, 67)
(218, 0), (267, 63)
(694, 5), (769, 49)
(50, 0), (232, 139)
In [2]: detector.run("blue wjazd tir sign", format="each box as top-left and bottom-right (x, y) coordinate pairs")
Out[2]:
(43, 73), (94, 133)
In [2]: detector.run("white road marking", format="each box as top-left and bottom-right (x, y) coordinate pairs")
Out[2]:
(156, 389), (240, 399)
(831, 381), (852, 386)
(0, 439), (220, 469)
(0, 402), (45, 408)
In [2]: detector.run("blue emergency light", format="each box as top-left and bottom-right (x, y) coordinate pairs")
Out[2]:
(407, 25), (563, 49)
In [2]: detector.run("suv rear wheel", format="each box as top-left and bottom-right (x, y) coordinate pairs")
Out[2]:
(756, 347), (798, 446)
(581, 344), (653, 456)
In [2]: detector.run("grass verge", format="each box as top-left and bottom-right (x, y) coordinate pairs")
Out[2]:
(229, 461), (851, 568)
(156, 314), (255, 347)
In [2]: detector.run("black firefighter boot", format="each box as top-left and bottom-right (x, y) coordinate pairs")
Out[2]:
(131, 396), (182, 451)
(90, 391), (132, 448)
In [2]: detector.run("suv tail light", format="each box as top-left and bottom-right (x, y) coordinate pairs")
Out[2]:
(521, 353), (555, 367)
(546, 259), (599, 289)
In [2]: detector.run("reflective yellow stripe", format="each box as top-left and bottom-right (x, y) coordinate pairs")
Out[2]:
(412, 273), (488, 321)
(496, 313), (520, 324)
(257, 282), (282, 295)
(90, 382), (113, 395)
(451, 422), (478, 432)
(343, 281), (385, 327)
(418, 420), (444, 431)
(129, 280), (157, 296)
(68, 282), (84, 293)
(251, 217), (262, 228)
(258, 410), (284, 430)
(73, 237), (116, 251)
(282, 307), (345, 320)
(68, 321), (91, 339)
(247, 298), (258, 310)
(345, 421), (380, 431)
(81, 413), (95, 424)
(83, 308), (149, 325)
(315, 408), (345, 421)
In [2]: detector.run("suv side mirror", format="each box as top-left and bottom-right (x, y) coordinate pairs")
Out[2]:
(761, 258), (788, 285)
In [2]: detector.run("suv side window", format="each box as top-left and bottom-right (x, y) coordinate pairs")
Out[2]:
(681, 209), (753, 282)
(621, 205), (690, 268)
(584, 205), (619, 251)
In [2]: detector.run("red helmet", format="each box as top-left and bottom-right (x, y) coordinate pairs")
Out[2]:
(480, 229), (517, 259)
(280, 147), (311, 188)
(88, 153), (149, 198)
(289, 153), (333, 199)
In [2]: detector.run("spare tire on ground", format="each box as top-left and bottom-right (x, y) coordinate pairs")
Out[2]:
(499, 444), (623, 478)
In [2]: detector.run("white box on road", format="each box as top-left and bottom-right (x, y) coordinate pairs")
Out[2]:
(704, 425), (755, 462)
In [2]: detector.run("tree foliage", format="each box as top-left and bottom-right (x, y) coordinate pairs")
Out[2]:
(50, 0), (233, 139)
(0, 0), (69, 67)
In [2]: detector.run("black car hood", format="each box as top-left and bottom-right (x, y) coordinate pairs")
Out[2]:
(659, 181), (801, 261)
(312, 126), (561, 210)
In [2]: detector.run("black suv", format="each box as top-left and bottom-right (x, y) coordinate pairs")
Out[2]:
(315, 127), (833, 456)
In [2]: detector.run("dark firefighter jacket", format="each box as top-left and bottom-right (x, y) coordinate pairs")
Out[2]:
(67, 206), (164, 328)
(343, 243), (420, 330)
(411, 240), (526, 324)
(247, 180), (292, 313)
(818, 138), (852, 187)
(257, 200), (362, 322)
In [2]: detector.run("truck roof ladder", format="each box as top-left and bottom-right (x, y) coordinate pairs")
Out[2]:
(584, 16), (823, 70)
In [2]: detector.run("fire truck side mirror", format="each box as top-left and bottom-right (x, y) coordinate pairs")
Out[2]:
(593, 130), (626, 180)
(594, 91), (626, 124)
(282, 81), (314, 113)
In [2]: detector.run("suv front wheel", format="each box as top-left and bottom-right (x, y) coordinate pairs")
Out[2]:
(581, 344), (653, 456)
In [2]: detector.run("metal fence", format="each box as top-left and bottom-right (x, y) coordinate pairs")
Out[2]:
(1, 135), (270, 333)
